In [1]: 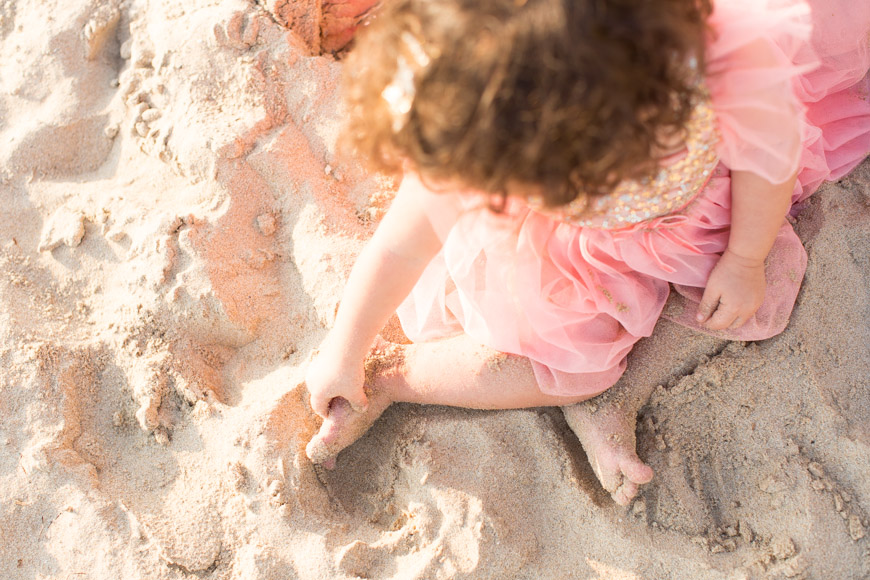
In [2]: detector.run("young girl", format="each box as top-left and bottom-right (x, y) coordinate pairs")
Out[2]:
(305, 0), (870, 505)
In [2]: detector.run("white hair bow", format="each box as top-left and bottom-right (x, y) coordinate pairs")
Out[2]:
(381, 32), (431, 132)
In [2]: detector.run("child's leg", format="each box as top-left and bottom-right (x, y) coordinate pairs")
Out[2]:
(386, 334), (597, 408)
(307, 333), (654, 504)
(306, 334), (592, 462)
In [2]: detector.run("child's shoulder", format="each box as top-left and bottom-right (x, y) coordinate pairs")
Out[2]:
(704, 0), (812, 183)
(706, 0), (811, 58)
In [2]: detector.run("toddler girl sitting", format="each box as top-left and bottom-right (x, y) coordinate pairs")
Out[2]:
(305, 0), (870, 504)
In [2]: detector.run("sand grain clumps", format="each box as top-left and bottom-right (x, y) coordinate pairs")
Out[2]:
(38, 207), (88, 252)
(83, 2), (122, 60)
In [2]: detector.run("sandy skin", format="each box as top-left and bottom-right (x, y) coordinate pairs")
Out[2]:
(562, 392), (655, 505)
(306, 336), (654, 505)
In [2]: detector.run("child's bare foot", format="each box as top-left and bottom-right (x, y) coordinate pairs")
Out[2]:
(305, 339), (403, 467)
(562, 397), (654, 506)
(305, 395), (392, 467)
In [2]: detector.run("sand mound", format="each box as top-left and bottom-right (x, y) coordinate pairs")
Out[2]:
(1, 1), (868, 578)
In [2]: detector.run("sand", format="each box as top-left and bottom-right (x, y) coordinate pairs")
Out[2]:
(1, 1), (869, 578)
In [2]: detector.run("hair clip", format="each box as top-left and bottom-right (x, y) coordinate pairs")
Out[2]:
(382, 32), (431, 132)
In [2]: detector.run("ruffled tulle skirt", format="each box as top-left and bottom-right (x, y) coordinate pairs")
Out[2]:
(397, 0), (870, 396)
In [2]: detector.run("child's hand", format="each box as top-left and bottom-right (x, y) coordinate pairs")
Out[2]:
(305, 340), (369, 418)
(696, 249), (766, 331)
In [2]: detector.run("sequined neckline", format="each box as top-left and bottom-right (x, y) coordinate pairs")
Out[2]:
(530, 88), (721, 229)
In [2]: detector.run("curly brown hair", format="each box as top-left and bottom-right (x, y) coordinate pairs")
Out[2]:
(343, 0), (712, 207)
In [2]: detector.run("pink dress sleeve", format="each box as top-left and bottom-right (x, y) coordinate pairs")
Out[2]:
(706, 0), (817, 184)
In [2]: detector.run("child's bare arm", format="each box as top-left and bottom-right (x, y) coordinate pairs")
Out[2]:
(697, 169), (796, 330)
(306, 179), (444, 417)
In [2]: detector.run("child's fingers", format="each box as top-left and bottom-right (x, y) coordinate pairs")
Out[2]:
(310, 389), (367, 417)
(728, 304), (762, 330)
(309, 393), (330, 418)
(346, 391), (370, 414)
(696, 289), (721, 323)
(705, 302), (739, 330)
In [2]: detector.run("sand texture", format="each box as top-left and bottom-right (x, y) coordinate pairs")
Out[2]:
(1, 1), (869, 578)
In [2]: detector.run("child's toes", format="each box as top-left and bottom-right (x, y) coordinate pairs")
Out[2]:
(612, 479), (639, 506)
(306, 399), (354, 462)
(305, 435), (332, 464)
(609, 457), (653, 504)
(622, 457), (654, 485)
(306, 433), (338, 467)
(594, 463), (625, 496)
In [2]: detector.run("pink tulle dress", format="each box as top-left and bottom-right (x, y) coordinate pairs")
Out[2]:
(396, 0), (870, 396)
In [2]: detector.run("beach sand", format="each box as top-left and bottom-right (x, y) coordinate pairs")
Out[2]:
(1, 1), (869, 578)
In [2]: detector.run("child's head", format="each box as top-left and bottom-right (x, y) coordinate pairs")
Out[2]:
(344, 0), (711, 206)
